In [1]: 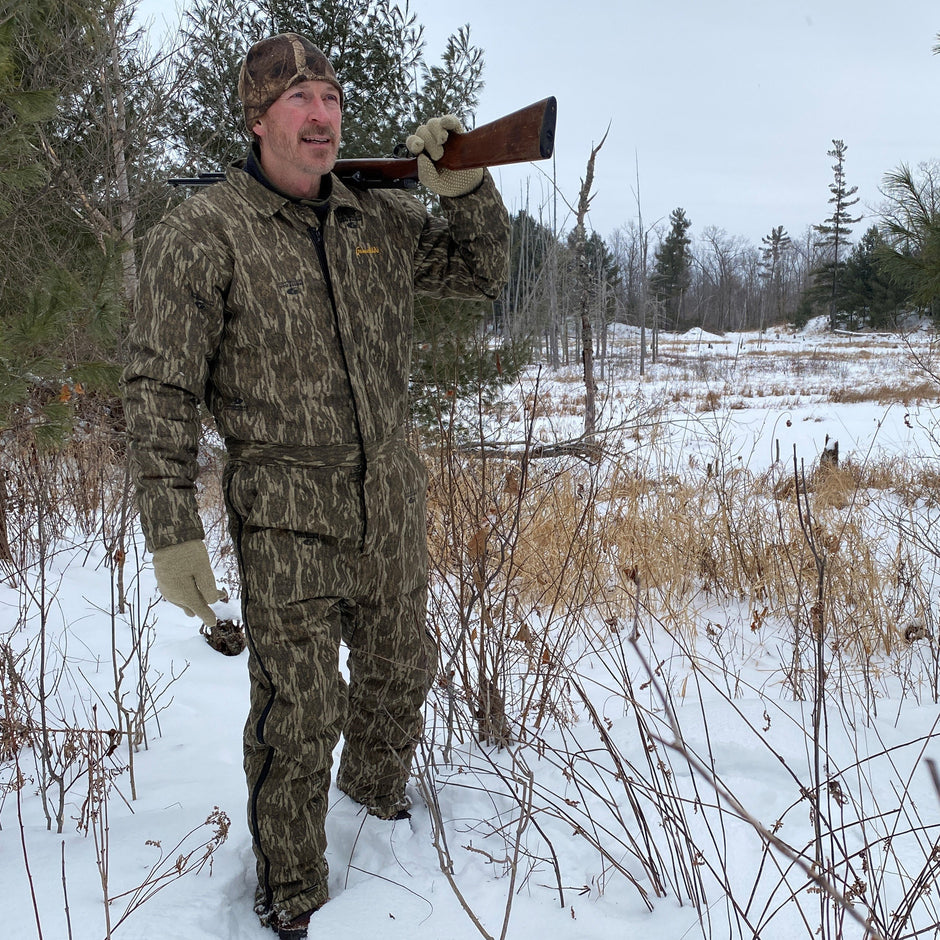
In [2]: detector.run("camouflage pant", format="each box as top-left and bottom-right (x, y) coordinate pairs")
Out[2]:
(224, 450), (436, 920)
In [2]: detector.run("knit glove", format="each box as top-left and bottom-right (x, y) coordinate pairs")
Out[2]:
(152, 539), (227, 625)
(405, 115), (484, 197)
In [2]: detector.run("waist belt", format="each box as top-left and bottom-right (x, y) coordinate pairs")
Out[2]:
(226, 438), (362, 468)
(226, 429), (404, 468)
(225, 430), (406, 553)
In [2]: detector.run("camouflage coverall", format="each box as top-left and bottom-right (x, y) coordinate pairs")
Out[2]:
(122, 164), (510, 919)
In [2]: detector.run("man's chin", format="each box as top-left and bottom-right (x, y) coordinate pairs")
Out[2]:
(305, 151), (338, 177)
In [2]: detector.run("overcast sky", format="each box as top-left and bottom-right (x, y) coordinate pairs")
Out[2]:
(139, 0), (938, 247)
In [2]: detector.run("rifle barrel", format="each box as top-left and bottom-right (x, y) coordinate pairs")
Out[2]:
(167, 172), (227, 188)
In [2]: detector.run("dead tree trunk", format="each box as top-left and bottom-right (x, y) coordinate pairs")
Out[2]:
(635, 156), (649, 378)
(105, 5), (139, 318)
(571, 130), (608, 441)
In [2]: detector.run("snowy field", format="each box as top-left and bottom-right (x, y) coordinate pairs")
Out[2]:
(3, 318), (940, 940)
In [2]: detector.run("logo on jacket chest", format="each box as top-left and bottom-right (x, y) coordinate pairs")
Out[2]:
(278, 279), (304, 295)
(356, 245), (381, 257)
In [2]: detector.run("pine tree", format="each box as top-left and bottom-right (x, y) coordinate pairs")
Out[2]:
(877, 162), (940, 318)
(0, 1), (58, 219)
(0, 0), (176, 444)
(409, 296), (526, 434)
(759, 225), (794, 328)
(813, 139), (861, 329)
(164, 0), (253, 171)
(1, 0), (113, 442)
(837, 226), (909, 329)
(411, 25), (483, 127)
(651, 207), (692, 328)
(0, 0), (63, 319)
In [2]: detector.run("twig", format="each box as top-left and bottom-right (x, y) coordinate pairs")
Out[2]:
(498, 765), (532, 940)
(16, 749), (44, 939)
(927, 759), (940, 804)
(412, 751), (495, 940)
(628, 636), (886, 940)
(61, 840), (73, 940)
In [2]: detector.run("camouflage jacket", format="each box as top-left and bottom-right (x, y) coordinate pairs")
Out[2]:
(123, 166), (510, 552)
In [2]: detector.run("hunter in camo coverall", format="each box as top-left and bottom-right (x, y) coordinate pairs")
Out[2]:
(122, 33), (509, 934)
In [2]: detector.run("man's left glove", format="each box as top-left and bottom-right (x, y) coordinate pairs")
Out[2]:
(405, 115), (484, 197)
(152, 539), (227, 625)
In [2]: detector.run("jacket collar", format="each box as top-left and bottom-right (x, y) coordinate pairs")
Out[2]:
(224, 149), (362, 220)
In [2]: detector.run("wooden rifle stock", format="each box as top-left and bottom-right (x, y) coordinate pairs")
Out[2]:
(168, 96), (556, 190)
(337, 96), (556, 187)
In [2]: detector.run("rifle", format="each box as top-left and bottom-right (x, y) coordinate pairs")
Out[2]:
(167, 96), (556, 190)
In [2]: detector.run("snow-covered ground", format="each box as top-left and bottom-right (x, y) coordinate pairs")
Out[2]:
(3, 319), (940, 939)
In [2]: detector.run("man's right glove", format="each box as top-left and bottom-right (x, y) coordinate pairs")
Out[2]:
(405, 115), (484, 197)
(152, 539), (227, 625)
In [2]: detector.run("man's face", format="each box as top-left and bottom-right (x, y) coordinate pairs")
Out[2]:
(253, 79), (342, 199)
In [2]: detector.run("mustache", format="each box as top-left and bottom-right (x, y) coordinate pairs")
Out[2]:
(299, 124), (338, 142)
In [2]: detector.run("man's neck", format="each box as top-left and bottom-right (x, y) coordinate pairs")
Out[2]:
(245, 145), (331, 204)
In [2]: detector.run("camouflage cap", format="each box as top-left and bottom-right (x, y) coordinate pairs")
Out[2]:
(238, 33), (343, 130)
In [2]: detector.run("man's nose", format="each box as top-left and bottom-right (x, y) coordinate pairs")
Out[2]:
(304, 97), (333, 122)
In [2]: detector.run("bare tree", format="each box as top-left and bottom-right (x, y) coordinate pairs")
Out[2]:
(570, 130), (608, 440)
(696, 226), (749, 333)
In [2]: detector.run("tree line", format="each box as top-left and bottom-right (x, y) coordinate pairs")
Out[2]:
(1, 0), (938, 446)
(505, 140), (940, 378)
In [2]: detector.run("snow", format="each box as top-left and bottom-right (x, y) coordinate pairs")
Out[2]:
(4, 317), (940, 939)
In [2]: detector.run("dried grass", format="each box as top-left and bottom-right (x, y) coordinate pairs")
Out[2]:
(829, 379), (938, 405)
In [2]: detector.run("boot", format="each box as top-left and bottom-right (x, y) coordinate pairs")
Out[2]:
(339, 784), (412, 821)
(368, 803), (411, 821)
(275, 909), (315, 939)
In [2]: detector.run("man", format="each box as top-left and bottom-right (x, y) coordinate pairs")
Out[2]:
(122, 32), (510, 940)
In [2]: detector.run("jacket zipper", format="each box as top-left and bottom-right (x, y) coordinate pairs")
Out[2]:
(308, 225), (338, 312)
(307, 224), (368, 548)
